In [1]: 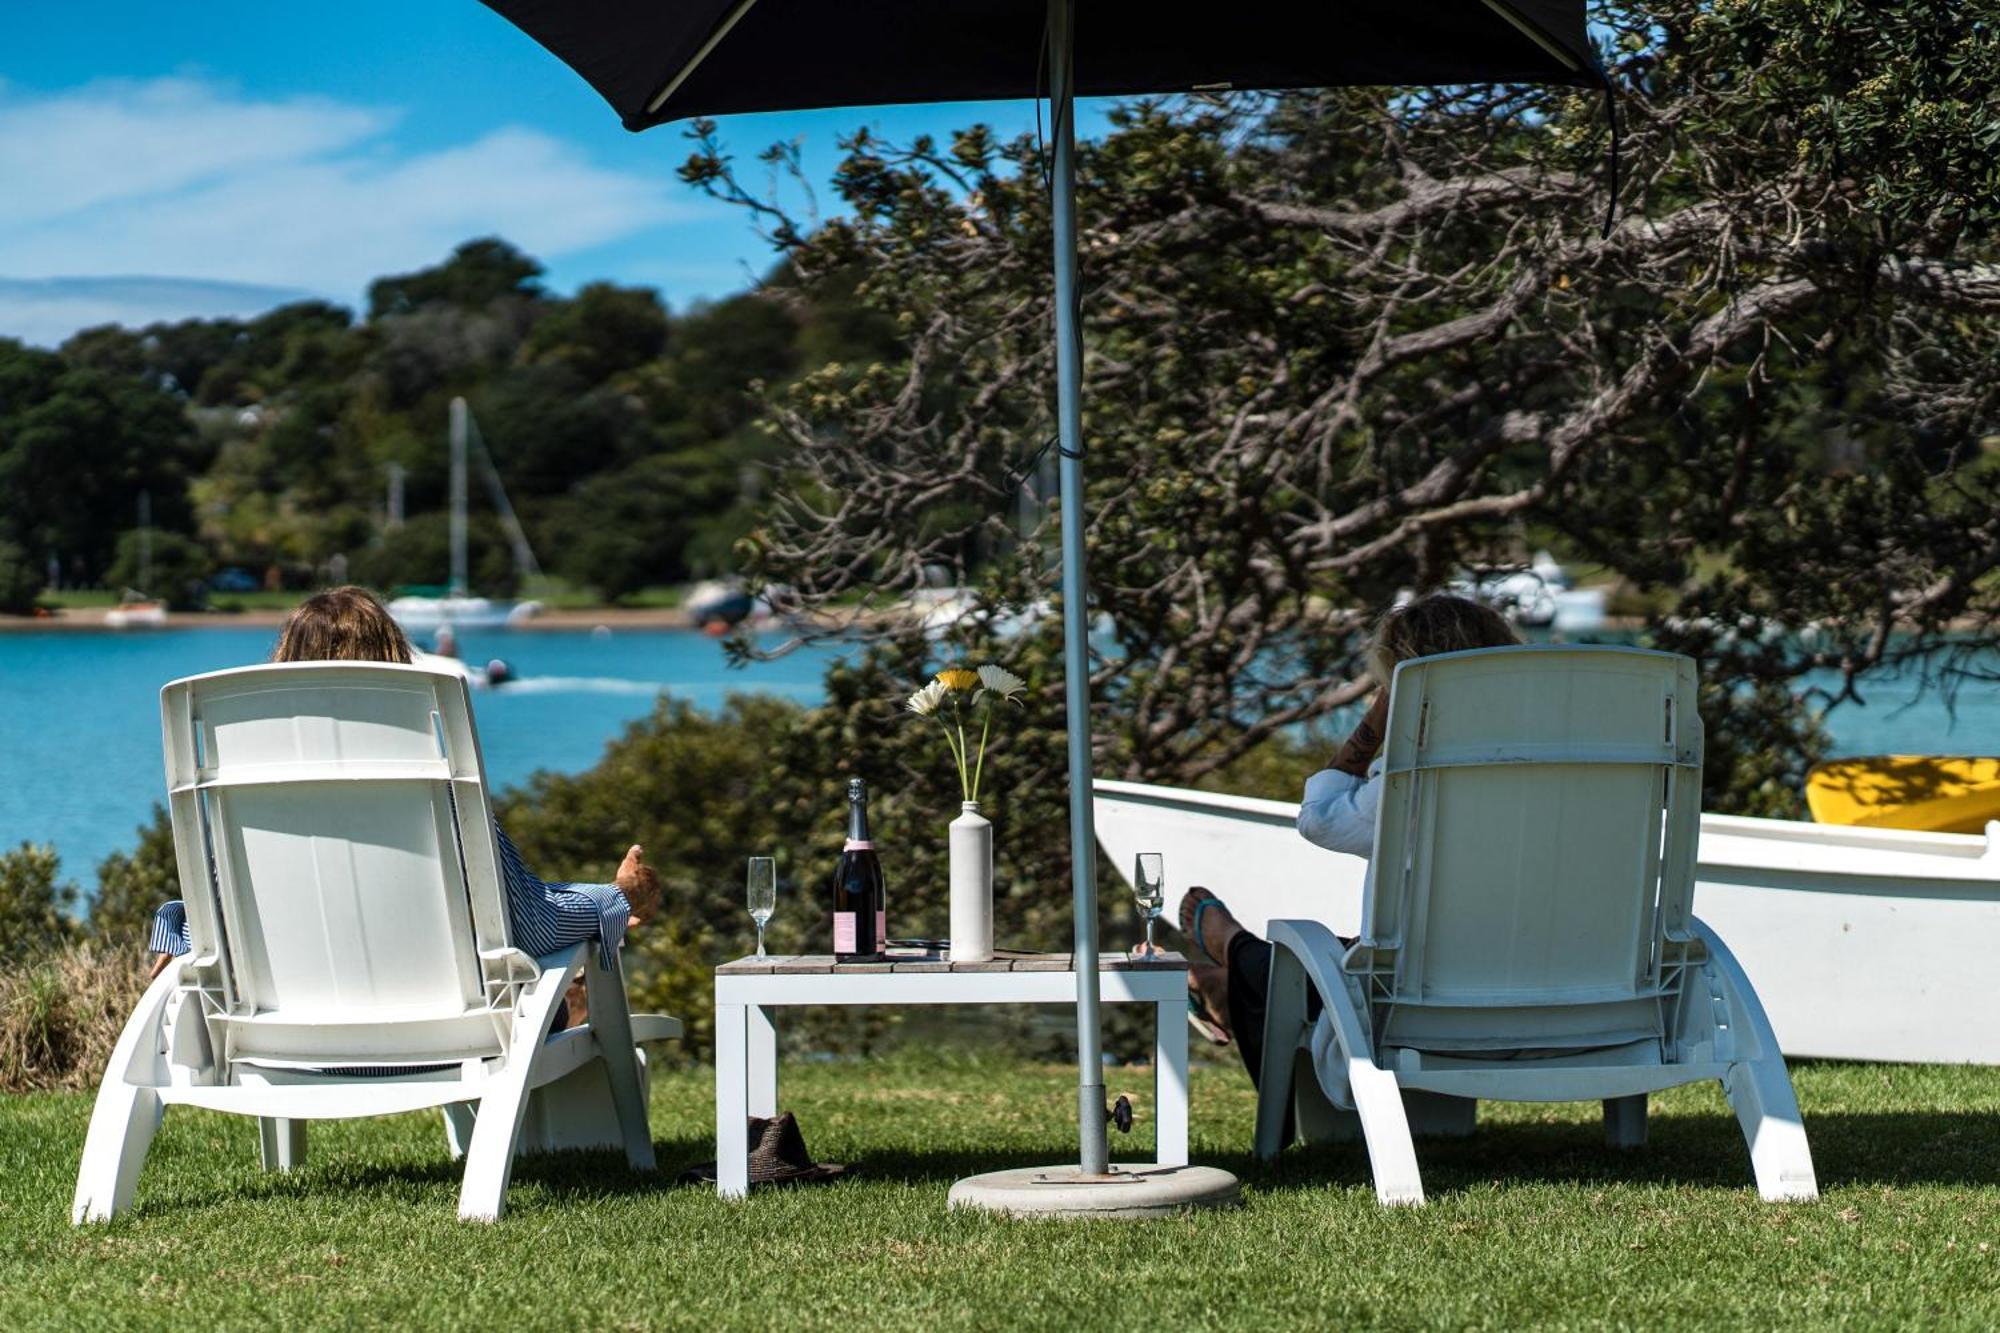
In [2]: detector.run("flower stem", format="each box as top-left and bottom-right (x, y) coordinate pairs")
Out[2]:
(936, 714), (966, 798)
(955, 705), (971, 802)
(971, 701), (993, 804)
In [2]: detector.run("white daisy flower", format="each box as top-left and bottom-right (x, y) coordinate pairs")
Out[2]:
(977, 664), (1026, 701)
(905, 680), (949, 716)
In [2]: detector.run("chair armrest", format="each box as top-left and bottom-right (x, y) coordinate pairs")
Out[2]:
(1267, 918), (1376, 1064)
(630, 1015), (684, 1045)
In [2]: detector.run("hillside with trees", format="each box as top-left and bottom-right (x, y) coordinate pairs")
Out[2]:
(0, 238), (897, 610)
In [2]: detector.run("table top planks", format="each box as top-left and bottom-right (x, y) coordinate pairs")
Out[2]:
(717, 948), (1186, 975)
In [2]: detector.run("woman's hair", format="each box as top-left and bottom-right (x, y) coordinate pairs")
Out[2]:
(1365, 593), (1520, 686)
(272, 586), (414, 665)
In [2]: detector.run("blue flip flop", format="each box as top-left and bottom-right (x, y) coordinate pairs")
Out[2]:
(1184, 894), (1227, 967)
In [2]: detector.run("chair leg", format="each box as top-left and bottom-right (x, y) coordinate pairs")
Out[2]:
(72, 971), (177, 1224)
(442, 1103), (477, 1160)
(1603, 1095), (1647, 1149)
(1723, 1060), (1819, 1202)
(1253, 947), (1309, 1161)
(258, 1118), (307, 1172)
(459, 960), (575, 1222)
(1349, 1060), (1425, 1207)
(1691, 918), (1818, 1202)
(71, 1083), (164, 1223)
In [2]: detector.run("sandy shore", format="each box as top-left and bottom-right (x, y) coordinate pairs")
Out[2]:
(1, 606), (701, 631)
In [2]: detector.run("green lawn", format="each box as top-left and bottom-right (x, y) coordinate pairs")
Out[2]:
(5, 1056), (1996, 1330)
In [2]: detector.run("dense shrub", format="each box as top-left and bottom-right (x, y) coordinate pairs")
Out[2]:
(0, 943), (148, 1092)
(0, 843), (78, 957)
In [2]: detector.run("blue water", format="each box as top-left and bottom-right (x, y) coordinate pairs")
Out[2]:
(0, 628), (1992, 878)
(0, 627), (842, 879)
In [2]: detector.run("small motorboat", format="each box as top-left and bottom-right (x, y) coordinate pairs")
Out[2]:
(103, 599), (167, 629)
(1807, 755), (2000, 835)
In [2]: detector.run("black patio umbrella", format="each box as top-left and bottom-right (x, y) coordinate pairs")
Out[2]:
(481, 0), (1601, 1194)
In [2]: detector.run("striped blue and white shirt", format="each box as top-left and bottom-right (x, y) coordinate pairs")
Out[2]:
(149, 823), (631, 966)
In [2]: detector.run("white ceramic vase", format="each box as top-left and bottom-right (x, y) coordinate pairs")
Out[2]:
(949, 800), (994, 962)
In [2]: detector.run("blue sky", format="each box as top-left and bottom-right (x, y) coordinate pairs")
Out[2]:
(0, 1), (1113, 346)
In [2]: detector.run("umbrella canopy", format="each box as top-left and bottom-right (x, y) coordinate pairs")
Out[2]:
(482, 1), (1599, 129)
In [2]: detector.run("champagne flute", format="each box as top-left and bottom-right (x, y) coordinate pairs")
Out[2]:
(746, 856), (777, 958)
(1133, 852), (1165, 957)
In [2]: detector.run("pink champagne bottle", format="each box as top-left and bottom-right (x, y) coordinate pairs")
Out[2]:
(831, 778), (885, 961)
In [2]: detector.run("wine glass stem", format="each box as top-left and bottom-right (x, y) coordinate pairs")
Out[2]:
(1144, 916), (1155, 954)
(755, 923), (766, 958)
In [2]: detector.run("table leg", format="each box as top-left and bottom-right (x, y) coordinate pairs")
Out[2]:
(748, 1004), (778, 1118)
(1155, 996), (1189, 1167)
(715, 1001), (749, 1199)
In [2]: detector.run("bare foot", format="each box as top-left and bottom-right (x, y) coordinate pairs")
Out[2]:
(616, 844), (661, 926)
(1176, 887), (1244, 964)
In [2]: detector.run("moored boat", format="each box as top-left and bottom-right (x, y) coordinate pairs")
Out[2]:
(1094, 779), (2000, 1064)
(103, 599), (167, 629)
(1806, 755), (2000, 835)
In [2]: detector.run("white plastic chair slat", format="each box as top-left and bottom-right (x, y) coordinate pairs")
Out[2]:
(1381, 743), (1688, 772)
(178, 758), (457, 789)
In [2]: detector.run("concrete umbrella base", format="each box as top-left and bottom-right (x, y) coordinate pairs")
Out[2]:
(948, 1164), (1241, 1220)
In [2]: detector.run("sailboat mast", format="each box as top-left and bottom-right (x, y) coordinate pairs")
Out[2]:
(448, 397), (469, 598)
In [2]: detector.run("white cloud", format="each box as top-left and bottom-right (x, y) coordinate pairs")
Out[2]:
(0, 78), (694, 342)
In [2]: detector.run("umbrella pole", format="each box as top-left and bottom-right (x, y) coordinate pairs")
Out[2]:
(1046, 0), (1108, 1177)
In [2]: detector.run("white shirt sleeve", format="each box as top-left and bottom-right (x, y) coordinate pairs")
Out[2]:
(1297, 764), (1381, 859)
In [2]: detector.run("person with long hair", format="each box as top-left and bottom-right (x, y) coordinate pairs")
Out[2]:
(1176, 593), (1520, 1075)
(146, 587), (661, 986)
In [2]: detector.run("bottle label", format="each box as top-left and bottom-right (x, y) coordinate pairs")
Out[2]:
(843, 839), (873, 851)
(834, 911), (856, 954)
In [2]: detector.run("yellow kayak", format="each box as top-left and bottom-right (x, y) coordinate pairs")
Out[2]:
(1806, 756), (2000, 834)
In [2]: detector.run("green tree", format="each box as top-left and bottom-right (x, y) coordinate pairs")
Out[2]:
(519, 281), (669, 384)
(0, 341), (202, 582)
(105, 529), (213, 608)
(0, 844), (78, 957)
(350, 511), (520, 598)
(686, 0), (2000, 816)
(367, 238), (545, 321)
(545, 449), (741, 600)
(91, 807), (179, 947)
(0, 540), (43, 614)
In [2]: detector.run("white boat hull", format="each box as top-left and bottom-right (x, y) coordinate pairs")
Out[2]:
(387, 595), (529, 633)
(1094, 780), (2000, 1064)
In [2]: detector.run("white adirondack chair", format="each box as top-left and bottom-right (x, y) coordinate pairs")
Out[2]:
(1256, 645), (1818, 1206)
(72, 662), (681, 1224)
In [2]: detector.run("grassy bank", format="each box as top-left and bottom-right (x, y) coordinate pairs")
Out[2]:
(5, 1056), (1997, 1329)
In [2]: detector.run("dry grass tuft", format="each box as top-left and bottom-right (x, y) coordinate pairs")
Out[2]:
(0, 942), (147, 1092)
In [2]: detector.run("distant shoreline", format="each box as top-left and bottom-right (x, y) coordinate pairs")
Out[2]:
(0, 606), (701, 632)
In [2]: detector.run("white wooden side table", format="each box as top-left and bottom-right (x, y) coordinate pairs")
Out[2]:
(712, 949), (1190, 1198)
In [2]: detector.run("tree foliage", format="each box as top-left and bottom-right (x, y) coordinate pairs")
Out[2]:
(0, 844), (78, 958)
(687, 0), (2000, 814)
(0, 238), (887, 605)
